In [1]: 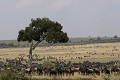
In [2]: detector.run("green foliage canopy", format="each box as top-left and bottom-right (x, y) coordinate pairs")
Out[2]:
(17, 18), (69, 43)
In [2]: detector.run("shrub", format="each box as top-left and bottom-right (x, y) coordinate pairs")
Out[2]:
(0, 70), (29, 80)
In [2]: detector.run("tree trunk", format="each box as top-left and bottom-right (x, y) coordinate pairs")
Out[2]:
(28, 41), (40, 67)
(28, 42), (33, 67)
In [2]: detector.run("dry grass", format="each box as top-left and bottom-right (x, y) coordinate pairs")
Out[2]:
(30, 72), (120, 80)
(0, 42), (120, 63)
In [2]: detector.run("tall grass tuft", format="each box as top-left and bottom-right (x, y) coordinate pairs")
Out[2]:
(102, 74), (110, 80)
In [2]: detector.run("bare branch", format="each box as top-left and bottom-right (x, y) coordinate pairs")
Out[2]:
(32, 41), (41, 50)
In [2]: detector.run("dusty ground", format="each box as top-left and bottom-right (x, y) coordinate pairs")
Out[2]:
(0, 42), (120, 63)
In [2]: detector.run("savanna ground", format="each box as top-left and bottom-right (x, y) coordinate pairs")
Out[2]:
(0, 42), (120, 80)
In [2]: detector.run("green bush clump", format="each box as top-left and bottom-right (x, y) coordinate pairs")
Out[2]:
(0, 70), (29, 80)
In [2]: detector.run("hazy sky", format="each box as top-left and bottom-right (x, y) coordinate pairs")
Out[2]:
(0, 0), (120, 40)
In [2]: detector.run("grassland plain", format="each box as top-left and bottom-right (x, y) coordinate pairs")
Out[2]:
(0, 42), (120, 63)
(0, 42), (120, 80)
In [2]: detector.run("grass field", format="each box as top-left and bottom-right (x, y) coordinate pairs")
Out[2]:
(30, 73), (120, 80)
(0, 42), (120, 63)
(0, 42), (120, 80)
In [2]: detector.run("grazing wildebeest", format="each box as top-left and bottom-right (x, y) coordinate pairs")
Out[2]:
(25, 67), (32, 75)
(111, 66), (120, 73)
(57, 67), (65, 76)
(64, 67), (74, 76)
(86, 68), (94, 75)
(79, 67), (86, 75)
(93, 68), (100, 75)
(49, 68), (57, 76)
(103, 67), (111, 75)
(35, 67), (43, 75)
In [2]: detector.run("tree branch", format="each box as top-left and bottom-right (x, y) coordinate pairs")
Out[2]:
(32, 41), (41, 50)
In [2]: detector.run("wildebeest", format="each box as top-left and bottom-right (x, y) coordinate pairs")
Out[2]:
(49, 67), (57, 76)
(102, 67), (111, 75)
(93, 68), (100, 75)
(111, 66), (120, 73)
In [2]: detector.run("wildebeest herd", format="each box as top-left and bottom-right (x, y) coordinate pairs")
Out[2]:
(0, 60), (120, 77)
(23, 60), (120, 76)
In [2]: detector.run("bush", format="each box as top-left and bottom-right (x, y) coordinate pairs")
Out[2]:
(0, 70), (29, 80)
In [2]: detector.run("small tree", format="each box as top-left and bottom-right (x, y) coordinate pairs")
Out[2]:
(114, 35), (118, 38)
(97, 36), (101, 41)
(17, 18), (69, 67)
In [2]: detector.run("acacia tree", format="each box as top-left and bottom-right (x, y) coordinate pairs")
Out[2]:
(17, 18), (69, 67)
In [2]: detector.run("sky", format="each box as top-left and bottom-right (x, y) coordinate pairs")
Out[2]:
(0, 0), (120, 40)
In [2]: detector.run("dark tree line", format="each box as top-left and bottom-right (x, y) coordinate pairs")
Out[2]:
(0, 43), (18, 48)
(88, 36), (120, 44)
